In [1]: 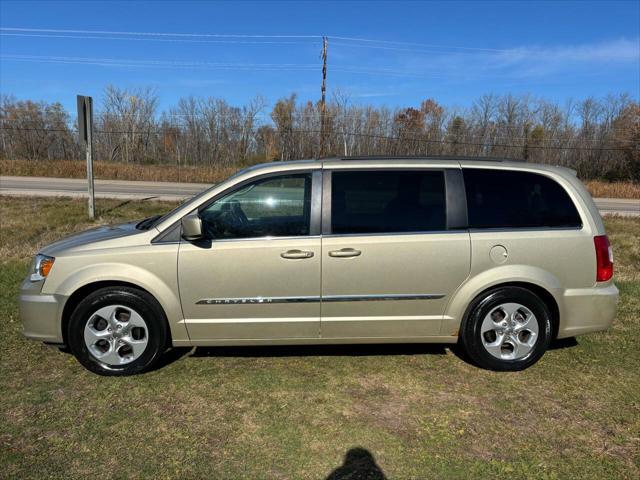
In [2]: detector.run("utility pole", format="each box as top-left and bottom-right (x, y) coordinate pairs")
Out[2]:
(319, 36), (328, 158)
(77, 95), (95, 219)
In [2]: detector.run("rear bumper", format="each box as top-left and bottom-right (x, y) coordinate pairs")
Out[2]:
(556, 283), (619, 338)
(19, 277), (65, 343)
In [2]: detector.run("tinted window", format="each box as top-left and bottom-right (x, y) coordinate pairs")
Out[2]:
(463, 169), (581, 229)
(331, 170), (446, 234)
(200, 174), (311, 239)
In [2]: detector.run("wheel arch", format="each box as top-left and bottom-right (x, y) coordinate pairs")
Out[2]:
(61, 280), (173, 347)
(50, 261), (190, 345)
(458, 281), (560, 340)
(443, 265), (563, 339)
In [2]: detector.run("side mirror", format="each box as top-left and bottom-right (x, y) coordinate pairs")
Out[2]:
(181, 212), (203, 241)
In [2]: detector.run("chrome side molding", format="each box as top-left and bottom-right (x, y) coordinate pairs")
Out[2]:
(196, 293), (445, 305)
(196, 296), (319, 305)
(324, 293), (445, 302)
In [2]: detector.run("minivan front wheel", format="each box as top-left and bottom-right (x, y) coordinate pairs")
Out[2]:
(460, 286), (552, 371)
(67, 286), (168, 376)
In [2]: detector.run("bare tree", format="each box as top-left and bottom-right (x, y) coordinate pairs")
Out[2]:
(97, 86), (158, 164)
(1, 90), (637, 181)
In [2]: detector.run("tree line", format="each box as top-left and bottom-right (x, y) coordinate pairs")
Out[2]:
(1, 86), (638, 180)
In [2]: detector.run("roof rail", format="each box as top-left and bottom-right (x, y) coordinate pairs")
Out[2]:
(324, 155), (525, 163)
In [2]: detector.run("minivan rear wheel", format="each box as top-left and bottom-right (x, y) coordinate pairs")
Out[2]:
(460, 286), (552, 371)
(67, 286), (168, 376)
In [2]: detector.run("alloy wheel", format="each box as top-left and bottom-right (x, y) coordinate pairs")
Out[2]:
(83, 305), (149, 365)
(480, 302), (539, 360)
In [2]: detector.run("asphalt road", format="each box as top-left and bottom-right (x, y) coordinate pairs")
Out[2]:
(1, 175), (639, 216)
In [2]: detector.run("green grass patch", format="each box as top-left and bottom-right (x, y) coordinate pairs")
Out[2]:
(1, 196), (639, 479)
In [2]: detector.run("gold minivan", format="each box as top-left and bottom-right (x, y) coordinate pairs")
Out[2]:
(19, 157), (619, 375)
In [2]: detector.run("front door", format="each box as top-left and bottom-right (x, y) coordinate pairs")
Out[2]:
(178, 171), (322, 341)
(321, 169), (471, 338)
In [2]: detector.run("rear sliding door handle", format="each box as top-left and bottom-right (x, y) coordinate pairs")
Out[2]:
(328, 248), (362, 258)
(281, 249), (314, 259)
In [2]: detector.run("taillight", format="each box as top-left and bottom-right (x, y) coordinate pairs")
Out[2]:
(594, 235), (613, 282)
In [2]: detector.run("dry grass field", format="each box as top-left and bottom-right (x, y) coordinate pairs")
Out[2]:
(2, 158), (639, 199)
(0, 158), (239, 185)
(586, 179), (640, 199)
(0, 195), (639, 479)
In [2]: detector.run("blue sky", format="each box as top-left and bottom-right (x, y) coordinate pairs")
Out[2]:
(1, 0), (638, 114)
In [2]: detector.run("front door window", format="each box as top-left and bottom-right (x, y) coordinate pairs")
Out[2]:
(200, 174), (312, 239)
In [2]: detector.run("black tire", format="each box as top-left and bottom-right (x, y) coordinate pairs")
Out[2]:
(67, 286), (169, 376)
(459, 286), (552, 371)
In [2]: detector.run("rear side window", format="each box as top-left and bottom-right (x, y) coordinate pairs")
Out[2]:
(331, 170), (446, 234)
(463, 169), (582, 229)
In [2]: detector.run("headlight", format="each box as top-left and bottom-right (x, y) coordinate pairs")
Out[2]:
(30, 254), (55, 282)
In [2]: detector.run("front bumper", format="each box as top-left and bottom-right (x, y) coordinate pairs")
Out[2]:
(19, 277), (66, 343)
(556, 283), (619, 338)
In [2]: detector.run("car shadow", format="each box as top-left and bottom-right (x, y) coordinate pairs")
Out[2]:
(58, 336), (579, 370)
(325, 447), (387, 480)
(448, 336), (580, 367)
(447, 342), (475, 366)
(189, 342), (448, 359)
(549, 336), (579, 350)
(148, 346), (193, 371)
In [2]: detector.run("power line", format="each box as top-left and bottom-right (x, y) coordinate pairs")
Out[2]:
(0, 28), (500, 50)
(10, 54), (627, 82)
(2, 53), (462, 79)
(328, 35), (511, 53)
(331, 41), (495, 57)
(0, 126), (74, 133)
(0, 27), (321, 39)
(0, 54), (474, 79)
(0, 125), (630, 151)
(331, 66), (456, 79)
(86, 112), (639, 133)
(0, 32), (318, 46)
(293, 129), (631, 152)
(0, 32), (506, 56)
(5, 27), (637, 60)
(2, 117), (636, 140)
(1, 54), (320, 71)
(1, 54), (320, 67)
(3, 109), (636, 136)
(332, 39), (639, 60)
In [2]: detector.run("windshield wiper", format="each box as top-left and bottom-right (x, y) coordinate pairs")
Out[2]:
(136, 215), (162, 230)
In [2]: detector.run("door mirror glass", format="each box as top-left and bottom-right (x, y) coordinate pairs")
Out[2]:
(181, 212), (203, 241)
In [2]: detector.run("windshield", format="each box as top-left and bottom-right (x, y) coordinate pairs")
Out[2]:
(138, 164), (264, 230)
(139, 187), (212, 230)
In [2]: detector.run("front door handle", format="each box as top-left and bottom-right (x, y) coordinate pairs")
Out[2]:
(328, 248), (362, 258)
(281, 249), (314, 259)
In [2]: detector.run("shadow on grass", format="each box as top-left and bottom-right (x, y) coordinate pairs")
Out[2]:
(148, 346), (193, 372)
(56, 345), (193, 373)
(549, 336), (579, 350)
(448, 336), (580, 368)
(59, 337), (579, 372)
(447, 343), (474, 366)
(98, 196), (158, 216)
(325, 447), (387, 480)
(190, 342), (448, 359)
